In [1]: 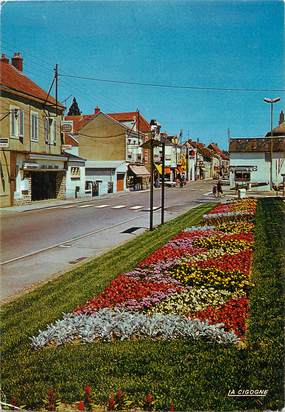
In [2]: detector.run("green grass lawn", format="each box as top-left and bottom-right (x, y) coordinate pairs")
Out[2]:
(1, 200), (284, 411)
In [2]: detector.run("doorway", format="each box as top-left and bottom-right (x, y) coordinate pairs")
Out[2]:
(31, 172), (57, 201)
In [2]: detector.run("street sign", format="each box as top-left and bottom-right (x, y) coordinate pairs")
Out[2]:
(0, 138), (9, 148)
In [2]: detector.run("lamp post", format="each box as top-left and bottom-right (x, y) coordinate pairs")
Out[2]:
(264, 97), (280, 190)
(150, 130), (154, 230)
(141, 129), (165, 230)
(160, 139), (166, 225)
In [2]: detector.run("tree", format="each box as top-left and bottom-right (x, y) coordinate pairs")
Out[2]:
(67, 97), (81, 116)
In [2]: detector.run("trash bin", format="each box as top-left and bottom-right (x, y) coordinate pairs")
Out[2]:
(238, 188), (247, 199)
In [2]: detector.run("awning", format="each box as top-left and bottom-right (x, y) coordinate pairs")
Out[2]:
(129, 164), (150, 177)
(155, 164), (171, 175)
(29, 154), (67, 161)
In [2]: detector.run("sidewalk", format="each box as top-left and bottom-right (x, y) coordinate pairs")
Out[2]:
(223, 188), (284, 199)
(0, 180), (206, 213)
(0, 188), (151, 213)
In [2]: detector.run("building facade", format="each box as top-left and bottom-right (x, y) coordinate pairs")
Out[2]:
(0, 53), (66, 207)
(229, 137), (285, 190)
(64, 111), (129, 196)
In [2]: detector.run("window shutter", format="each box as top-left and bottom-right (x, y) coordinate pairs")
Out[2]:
(19, 110), (24, 137)
(53, 119), (56, 145)
(44, 118), (49, 144)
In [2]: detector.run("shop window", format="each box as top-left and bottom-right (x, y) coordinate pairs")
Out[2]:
(235, 171), (250, 182)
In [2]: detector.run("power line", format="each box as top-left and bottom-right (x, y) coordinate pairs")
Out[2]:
(59, 73), (285, 93)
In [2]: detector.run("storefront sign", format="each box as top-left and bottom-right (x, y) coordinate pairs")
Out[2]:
(23, 162), (40, 170)
(61, 121), (73, 133)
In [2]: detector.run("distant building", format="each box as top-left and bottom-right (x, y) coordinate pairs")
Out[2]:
(208, 143), (229, 177)
(0, 53), (66, 207)
(108, 111), (151, 190)
(64, 110), (128, 196)
(229, 136), (285, 190)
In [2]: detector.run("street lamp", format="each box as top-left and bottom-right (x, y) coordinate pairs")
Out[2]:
(141, 127), (160, 231)
(263, 97), (280, 190)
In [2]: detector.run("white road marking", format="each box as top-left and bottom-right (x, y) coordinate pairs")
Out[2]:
(95, 204), (109, 208)
(61, 205), (76, 209)
(129, 205), (144, 210)
(203, 192), (213, 196)
(145, 206), (160, 211)
(112, 205), (126, 209)
(79, 204), (93, 208)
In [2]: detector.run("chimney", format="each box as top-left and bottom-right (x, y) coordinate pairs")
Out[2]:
(279, 110), (284, 125)
(11, 52), (23, 72)
(94, 106), (100, 114)
(0, 54), (9, 64)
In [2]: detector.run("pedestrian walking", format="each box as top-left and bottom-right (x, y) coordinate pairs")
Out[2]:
(212, 183), (217, 198)
(217, 180), (223, 197)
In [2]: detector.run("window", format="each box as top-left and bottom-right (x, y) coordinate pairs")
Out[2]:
(44, 117), (49, 144)
(50, 119), (56, 145)
(44, 117), (56, 145)
(10, 107), (18, 137)
(10, 107), (24, 139)
(19, 110), (24, 137)
(235, 171), (250, 182)
(30, 112), (38, 141)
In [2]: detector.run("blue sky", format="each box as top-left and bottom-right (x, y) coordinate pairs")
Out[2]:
(1, 0), (284, 148)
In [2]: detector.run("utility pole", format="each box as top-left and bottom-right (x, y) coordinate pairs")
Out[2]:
(264, 97), (280, 190)
(161, 141), (165, 225)
(54, 64), (58, 116)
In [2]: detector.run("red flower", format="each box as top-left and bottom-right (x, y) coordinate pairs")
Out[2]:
(197, 250), (253, 275)
(84, 385), (91, 395)
(191, 297), (249, 337)
(116, 387), (123, 400)
(78, 400), (85, 411)
(108, 393), (116, 410)
(75, 275), (180, 314)
(145, 392), (154, 405)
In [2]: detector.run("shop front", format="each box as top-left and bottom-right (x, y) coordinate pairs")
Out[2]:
(85, 161), (126, 196)
(13, 153), (67, 205)
(128, 164), (150, 190)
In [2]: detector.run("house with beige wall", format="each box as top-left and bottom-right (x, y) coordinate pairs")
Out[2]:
(64, 111), (129, 196)
(0, 53), (66, 207)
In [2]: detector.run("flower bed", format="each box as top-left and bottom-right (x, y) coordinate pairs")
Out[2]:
(31, 199), (257, 349)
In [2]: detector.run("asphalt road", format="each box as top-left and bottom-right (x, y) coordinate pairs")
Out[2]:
(0, 180), (213, 302)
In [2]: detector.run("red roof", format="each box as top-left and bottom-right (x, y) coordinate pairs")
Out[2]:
(65, 134), (79, 147)
(208, 143), (229, 160)
(108, 111), (151, 133)
(0, 60), (64, 109)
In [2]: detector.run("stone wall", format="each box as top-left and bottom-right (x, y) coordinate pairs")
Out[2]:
(13, 171), (32, 206)
(56, 171), (66, 200)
